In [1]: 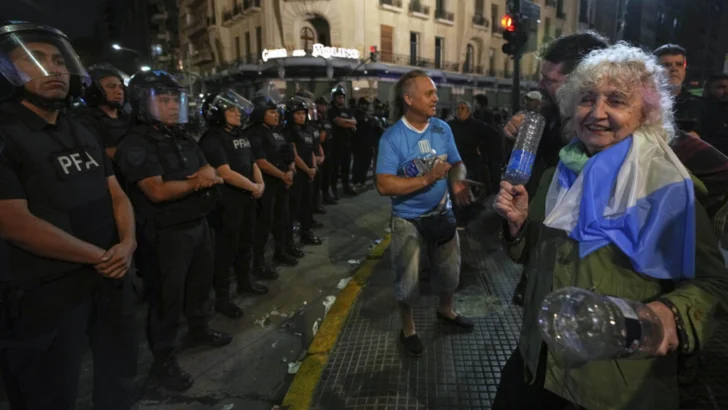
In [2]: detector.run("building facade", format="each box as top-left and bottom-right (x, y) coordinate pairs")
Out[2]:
(181, 0), (581, 109)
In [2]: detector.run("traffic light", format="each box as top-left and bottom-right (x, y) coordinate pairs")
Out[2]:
(500, 13), (530, 56)
(370, 46), (378, 62)
(501, 14), (518, 56)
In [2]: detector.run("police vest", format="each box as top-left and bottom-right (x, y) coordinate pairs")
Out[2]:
(139, 126), (219, 228)
(0, 113), (117, 282)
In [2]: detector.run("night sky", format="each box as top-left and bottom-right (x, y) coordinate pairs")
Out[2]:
(1, 0), (101, 39)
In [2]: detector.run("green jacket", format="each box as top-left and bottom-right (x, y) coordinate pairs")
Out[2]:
(506, 167), (728, 410)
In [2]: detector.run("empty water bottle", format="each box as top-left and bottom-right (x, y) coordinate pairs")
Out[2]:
(538, 287), (664, 364)
(504, 111), (547, 185)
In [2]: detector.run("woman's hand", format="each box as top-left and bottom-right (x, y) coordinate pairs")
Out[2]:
(494, 180), (529, 236)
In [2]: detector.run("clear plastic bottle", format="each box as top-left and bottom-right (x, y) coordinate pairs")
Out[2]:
(538, 287), (664, 364)
(504, 111), (547, 186)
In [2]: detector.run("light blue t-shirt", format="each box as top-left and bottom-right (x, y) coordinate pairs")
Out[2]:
(376, 117), (462, 219)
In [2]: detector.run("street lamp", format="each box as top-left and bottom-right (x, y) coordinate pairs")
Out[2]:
(140, 66), (151, 72)
(112, 43), (122, 51)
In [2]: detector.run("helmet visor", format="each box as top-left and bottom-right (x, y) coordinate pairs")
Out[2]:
(214, 89), (254, 115)
(259, 83), (282, 104)
(298, 97), (317, 122)
(143, 87), (189, 125)
(0, 30), (90, 90)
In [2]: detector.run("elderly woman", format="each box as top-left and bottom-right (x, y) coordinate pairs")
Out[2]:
(492, 44), (728, 410)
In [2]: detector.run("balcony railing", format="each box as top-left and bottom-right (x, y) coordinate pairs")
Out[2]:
(190, 49), (214, 65)
(435, 9), (454, 21)
(409, 1), (429, 15)
(390, 53), (461, 72)
(186, 18), (206, 36)
(380, 0), (403, 8)
(243, 0), (261, 11)
(463, 65), (485, 74)
(472, 13), (488, 27)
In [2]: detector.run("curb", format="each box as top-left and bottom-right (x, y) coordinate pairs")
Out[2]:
(280, 234), (392, 410)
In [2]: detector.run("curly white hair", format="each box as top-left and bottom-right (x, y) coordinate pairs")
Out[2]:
(556, 42), (676, 143)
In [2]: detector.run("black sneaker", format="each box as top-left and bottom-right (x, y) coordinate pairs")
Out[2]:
(215, 300), (243, 319)
(274, 252), (299, 266)
(185, 328), (233, 348)
(399, 331), (424, 356)
(300, 231), (322, 245)
(152, 356), (194, 392)
(285, 247), (305, 258)
(253, 265), (279, 280)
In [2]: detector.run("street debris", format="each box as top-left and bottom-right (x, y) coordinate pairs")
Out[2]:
(288, 361), (302, 374)
(312, 318), (321, 337)
(384, 227), (391, 233)
(323, 295), (337, 316)
(221, 404), (235, 410)
(368, 238), (383, 250)
(348, 259), (360, 265)
(294, 332), (302, 336)
(271, 340), (278, 348)
(280, 357), (287, 363)
(336, 278), (352, 289)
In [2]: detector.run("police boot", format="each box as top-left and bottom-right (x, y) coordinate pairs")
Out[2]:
(185, 327), (233, 348)
(343, 185), (358, 196)
(274, 252), (299, 266)
(313, 205), (327, 214)
(300, 231), (322, 245)
(331, 189), (340, 201)
(285, 246), (305, 258)
(253, 264), (280, 280)
(215, 299), (244, 319)
(152, 356), (194, 392)
(323, 192), (338, 204)
(311, 219), (324, 229)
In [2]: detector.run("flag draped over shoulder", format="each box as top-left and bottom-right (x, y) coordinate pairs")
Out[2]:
(544, 129), (696, 280)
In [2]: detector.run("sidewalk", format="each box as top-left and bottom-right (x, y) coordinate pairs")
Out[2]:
(284, 206), (728, 410)
(66, 185), (393, 410)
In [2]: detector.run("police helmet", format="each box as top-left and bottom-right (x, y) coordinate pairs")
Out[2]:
(250, 95), (279, 124)
(84, 63), (126, 109)
(294, 90), (318, 121)
(201, 89), (253, 128)
(315, 95), (328, 106)
(285, 96), (309, 124)
(330, 84), (346, 101)
(128, 69), (189, 126)
(0, 21), (91, 108)
(357, 97), (370, 110)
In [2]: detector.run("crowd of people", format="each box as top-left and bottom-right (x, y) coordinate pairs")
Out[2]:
(0, 17), (727, 410)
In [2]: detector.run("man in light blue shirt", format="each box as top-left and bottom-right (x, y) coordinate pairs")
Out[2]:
(376, 70), (474, 356)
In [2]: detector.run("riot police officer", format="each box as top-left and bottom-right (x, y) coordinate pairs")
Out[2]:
(74, 63), (130, 160)
(295, 90), (327, 214)
(316, 96), (337, 205)
(249, 96), (300, 272)
(199, 90), (268, 320)
(0, 21), (137, 409)
(115, 70), (232, 391)
(284, 97), (323, 248)
(351, 97), (383, 189)
(329, 85), (358, 197)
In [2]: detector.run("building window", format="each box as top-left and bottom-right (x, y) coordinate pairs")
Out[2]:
(545, 17), (552, 40)
(491, 4), (499, 33)
(435, 36), (444, 69)
(380, 25), (394, 63)
(489, 47), (495, 75)
(475, 0), (485, 14)
(235, 36), (241, 61)
(256, 26), (262, 57)
(464, 43), (475, 73)
(410, 32), (420, 65)
(245, 32), (251, 60)
(300, 27), (316, 52)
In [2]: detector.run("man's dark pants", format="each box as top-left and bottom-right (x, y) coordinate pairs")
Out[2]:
(254, 176), (290, 264)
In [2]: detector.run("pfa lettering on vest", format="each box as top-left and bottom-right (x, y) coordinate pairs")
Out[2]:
(56, 150), (101, 176)
(233, 138), (251, 150)
(273, 133), (285, 142)
(304, 136), (313, 144)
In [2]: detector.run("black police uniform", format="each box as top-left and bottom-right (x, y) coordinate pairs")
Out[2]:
(308, 122), (324, 210)
(0, 101), (137, 410)
(248, 123), (297, 266)
(674, 87), (704, 135)
(284, 122), (317, 245)
(316, 115), (336, 202)
(352, 108), (381, 186)
(74, 106), (130, 153)
(329, 103), (356, 195)
(115, 123), (218, 359)
(199, 127), (262, 299)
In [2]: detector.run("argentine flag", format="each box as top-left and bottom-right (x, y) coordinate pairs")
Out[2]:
(544, 129), (696, 280)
